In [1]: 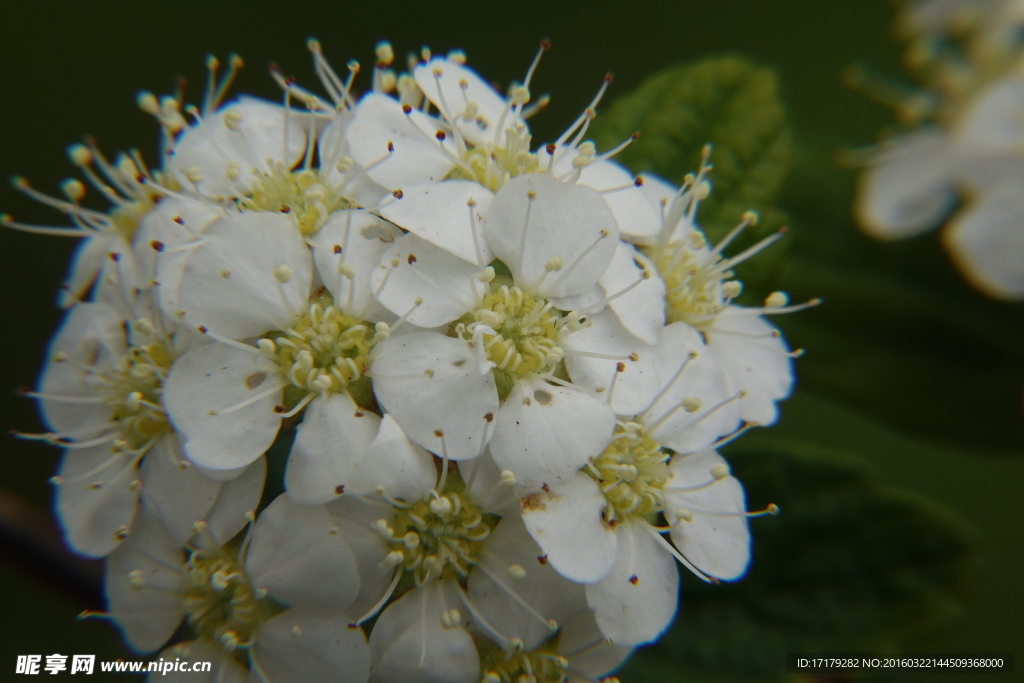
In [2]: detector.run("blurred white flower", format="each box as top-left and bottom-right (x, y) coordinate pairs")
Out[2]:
(855, 0), (1024, 298)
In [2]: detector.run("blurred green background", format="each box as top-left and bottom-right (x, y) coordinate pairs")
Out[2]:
(0, 1), (1020, 680)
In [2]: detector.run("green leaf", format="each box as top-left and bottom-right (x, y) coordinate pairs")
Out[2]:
(620, 439), (978, 683)
(592, 55), (792, 261)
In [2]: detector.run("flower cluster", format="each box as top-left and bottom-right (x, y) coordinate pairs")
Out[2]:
(9, 40), (810, 682)
(854, 0), (1024, 298)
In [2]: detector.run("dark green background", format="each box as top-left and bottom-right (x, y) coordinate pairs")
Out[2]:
(0, 1), (1020, 680)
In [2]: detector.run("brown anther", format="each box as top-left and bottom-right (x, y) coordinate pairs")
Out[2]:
(197, 326), (208, 334)
(634, 177), (643, 187)
(631, 132), (640, 140)
(540, 39), (551, 50)
(604, 73), (614, 83)
(273, 405), (286, 413)
(335, 485), (345, 494)
(172, 216), (184, 225)
(484, 412), (494, 422)
(628, 575), (639, 585)
(435, 130), (446, 141)
(109, 252), (120, 262)
(407, 254), (417, 264)
(392, 189), (403, 199)
(333, 244), (342, 254)
(279, 206), (292, 213)
(616, 362), (626, 372)
(150, 240), (165, 252)
(401, 104), (412, 114)
(433, 429), (444, 438)
(545, 143), (556, 154)
(537, 555), (548, 565)
(387, 141), (395, 153)
(354, 411), (364, 417)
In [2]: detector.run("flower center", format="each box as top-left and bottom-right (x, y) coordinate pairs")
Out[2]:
(89, 327), (173, 450)
(454, 284), (565, 393)
(480, 641), (569, 683)
(257, 291), (378, 406)
(376, 486), (495, 587)
(238, 164), (350, 236)
(643, 234), (736, 330)
(445, 125), (540, 192)
(588, 423), (670, 525)
(180, 549), (265, 652)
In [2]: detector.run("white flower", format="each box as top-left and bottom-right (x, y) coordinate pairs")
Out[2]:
(324, 421), (573, 683)
(517, 322), (751, 646)
(106, 495), (370, 681)
(469, 514), (633, 683)
(3, 142), (161, 307)
(639, 169), (810, 426)
(369, 173), (665, 486)
(139, 55), (308, 204)
(157, 209), (397, 482)
(344, 44), (661, 263)
(27, 298), (262, 557)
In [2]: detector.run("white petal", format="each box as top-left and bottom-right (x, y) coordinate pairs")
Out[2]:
(636, 172), (679, 221)
(558, 609), (633, 679)
(286, 392), (382, 504)
(105, 509), (184, 652)
(666, 449), (751, 581)
(563, 309), (660, 416)
(370, 232), (480, 328)
(470, 514), (586, 650)
(705, 306), (793, 426)
(346, 93), (455, 191)
(167, 97), (306, 201)
(163, 340), (281, 471)
(483, 174), (619, 298)
(856, 129), (957, 239)
(583, 161), (661, 243)
(314, 209), (399, 321)
(370, 582), (479, 683)
(253, 609), (370, 683)
(943, 180), (1024, 298)
(347, 414), (437, 500)
(55, 444), (138, 557)
(326, 497), (397, 619)
(245, 494), (360, 611)
(156, 642), (246, 683)
(38, 302), (126, 437)
(379, 181), (494, 266)
(163, 212), (310, 339)
(585, 522), (678, 646)
(59, 234), (111, 308)
(549, 285), (606, 313)
(372, 332), (498, 461)
(490, 377), (615, 489)
(140, 434), (221, 543)
(202, 456), (267, 546)
(518, 472), (618, 584)
(539, 151), (660, 244)
(642, 323), (740, 453)
(414, 57), (509, 147)
(956, 75), (1024, 162)
(317, 109), (353, 187)
(134, 196), (221, 289)
(600, 241), (666, 345)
